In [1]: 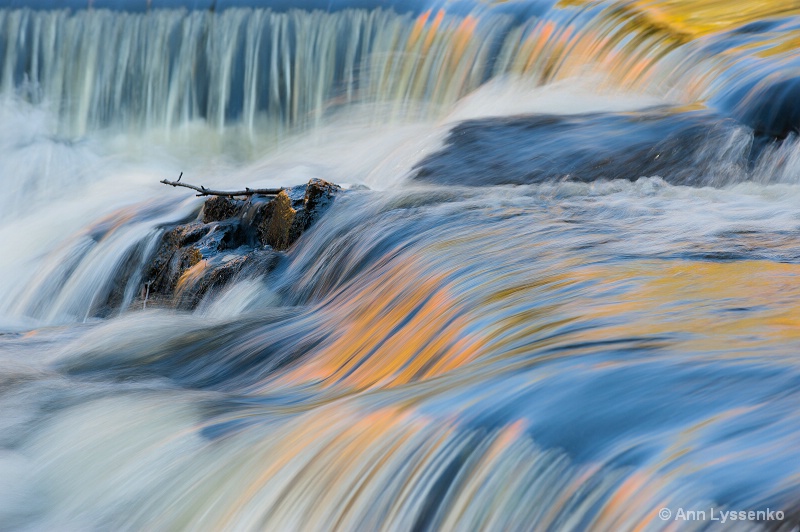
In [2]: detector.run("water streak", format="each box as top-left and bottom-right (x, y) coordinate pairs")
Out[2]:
(1, 1), (800, 530)
(1, 2), (799, 138)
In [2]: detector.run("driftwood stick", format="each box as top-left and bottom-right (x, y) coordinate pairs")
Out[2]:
(160, 173), (282, 197)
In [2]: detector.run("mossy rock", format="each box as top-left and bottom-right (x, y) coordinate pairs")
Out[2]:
(203, 196), (244, 223)
(259, 191), (302, 251)
(133, 178), (342, 311)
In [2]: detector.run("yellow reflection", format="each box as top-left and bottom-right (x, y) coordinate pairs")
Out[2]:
(276, 247), (800, 396)
(280, 261), (487, 391)
(573, 260), (800, 353)
(174, 258), (208, 295)
(561, 0), (800, 37)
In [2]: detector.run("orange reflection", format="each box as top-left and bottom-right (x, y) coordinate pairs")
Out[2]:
(560, 0), (800, 37)
(571, 260), (800, 353)
(409, 9), (431, 45)
(280, 261), (487, 391)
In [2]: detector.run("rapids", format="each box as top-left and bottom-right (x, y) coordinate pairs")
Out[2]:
(1, 1), (800, 530)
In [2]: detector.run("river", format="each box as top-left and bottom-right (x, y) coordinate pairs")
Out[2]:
(0, 1), (799, 530)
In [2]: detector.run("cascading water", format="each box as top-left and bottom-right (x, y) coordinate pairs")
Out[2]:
(2, 1), (800, 530)
(0, 7), (516, 136)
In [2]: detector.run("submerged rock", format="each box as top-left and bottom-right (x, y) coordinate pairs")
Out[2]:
(139, 178), (342, 310)
(412, 109), (750, 187)
(173, 250), (279, 309)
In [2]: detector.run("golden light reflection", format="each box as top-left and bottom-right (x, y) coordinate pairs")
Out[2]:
(571, 259), (800, 354)
(274, 254), (800, 397)
(560, 0), (800, 37)
(372, 7), (495, 107)
(175, 258), (209, 296)
(279, 260), (487, 391)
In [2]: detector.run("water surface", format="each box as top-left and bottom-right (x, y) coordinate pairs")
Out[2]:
(1, 1), (800, 529)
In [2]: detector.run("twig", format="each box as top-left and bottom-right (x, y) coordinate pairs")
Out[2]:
(160, 174), (282, 197)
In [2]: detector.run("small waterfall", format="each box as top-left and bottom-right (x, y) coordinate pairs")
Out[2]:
(2, 1), (800, 327)
(0, 8), (517, 137)
(2, 199), (198, 323)
(2, 4), (800, 139)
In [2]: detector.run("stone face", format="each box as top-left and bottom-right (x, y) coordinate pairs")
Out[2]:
(260, 191), (298, 251)
(302, 178), (341, 229)
(202, 196), (244, 223)
(257, 179), (342, 250)
(133, 178), (342, 311)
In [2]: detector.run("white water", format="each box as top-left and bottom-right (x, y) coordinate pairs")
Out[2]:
(0, 75), (693, 328)
(2, 3), (800, 531)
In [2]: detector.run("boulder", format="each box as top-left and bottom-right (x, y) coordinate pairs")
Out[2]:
(137, 178), (342, 310)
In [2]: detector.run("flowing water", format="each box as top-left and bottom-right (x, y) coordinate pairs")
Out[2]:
(1, 1), (800, 530)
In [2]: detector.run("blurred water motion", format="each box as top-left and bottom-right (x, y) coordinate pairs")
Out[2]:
(1, 0), (800, 530)
(2, 0), (800, 137)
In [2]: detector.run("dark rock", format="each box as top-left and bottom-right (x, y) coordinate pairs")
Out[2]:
(135, 178), (342, 310)
(257, 179), (342, 250)
(302, 178), (341, 229)
(168, 222), (207, 248)
(174, 250), (279, 310)
(723, 76), (800, 138)
(411, 110), (749, 187)
(202, 196), (245, 223)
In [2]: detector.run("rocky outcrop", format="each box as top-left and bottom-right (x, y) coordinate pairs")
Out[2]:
(140, 178), (341, 310)
(258, 178), (340, 250)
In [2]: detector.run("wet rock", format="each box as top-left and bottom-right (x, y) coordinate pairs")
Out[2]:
(260, 191), (299, 251)
(258, 178), (342, 250)
(137, 178), (342, 310)
(733, 77), (800, 139)
(145, 223), (206, 298)
(202, 196), (244, 223)
(412, 110), (748, 187)
(175, 250), (279, 310)
(302, 178), (341, 229)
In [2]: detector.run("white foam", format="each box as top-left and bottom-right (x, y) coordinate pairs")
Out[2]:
(445, 77), (667, 123)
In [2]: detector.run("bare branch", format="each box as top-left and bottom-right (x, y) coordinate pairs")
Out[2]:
(160, 176), (282, 197)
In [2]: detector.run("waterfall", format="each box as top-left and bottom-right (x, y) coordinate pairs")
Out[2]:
(0, 8), (517, 136)
(3, 3), (799, 139)
(3, 2), (800, 530)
